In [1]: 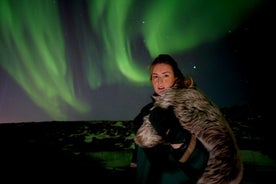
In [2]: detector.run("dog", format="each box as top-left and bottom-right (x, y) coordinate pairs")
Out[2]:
(135, 86), (243, 184)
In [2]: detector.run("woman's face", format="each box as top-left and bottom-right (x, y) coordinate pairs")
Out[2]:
(151, 63), (177, 95)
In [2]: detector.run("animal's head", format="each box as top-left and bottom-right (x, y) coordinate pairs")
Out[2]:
(153, 87), (214, 112)
(154, 87), (220, 124)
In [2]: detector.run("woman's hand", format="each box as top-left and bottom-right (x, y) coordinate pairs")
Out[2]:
(171, 143), (183, 149)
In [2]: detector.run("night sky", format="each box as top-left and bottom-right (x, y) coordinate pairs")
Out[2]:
(0, 0), (273, 123)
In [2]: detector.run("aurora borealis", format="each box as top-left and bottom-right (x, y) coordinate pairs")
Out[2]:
(0, 0), (271, 123)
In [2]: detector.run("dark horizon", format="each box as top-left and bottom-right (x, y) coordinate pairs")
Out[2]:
(0, 111), (275, 183)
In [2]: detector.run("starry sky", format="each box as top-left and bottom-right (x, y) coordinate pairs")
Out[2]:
(0, 0), (272, 123)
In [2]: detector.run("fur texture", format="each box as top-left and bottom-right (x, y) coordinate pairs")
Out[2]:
(135, 87), (243, 184)
(135, 114), (164, 148)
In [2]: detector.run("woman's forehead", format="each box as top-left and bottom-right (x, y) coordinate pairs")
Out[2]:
(151, 63), (173, 73)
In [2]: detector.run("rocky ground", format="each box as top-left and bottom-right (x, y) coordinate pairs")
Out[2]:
(0, 118), (275, 183)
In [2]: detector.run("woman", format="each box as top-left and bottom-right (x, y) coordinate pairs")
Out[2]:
(132, 54), (243, 184)
(131, 54), (209, 184)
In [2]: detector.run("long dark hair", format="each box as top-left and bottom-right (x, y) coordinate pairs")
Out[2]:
(150, 54), (194, 88)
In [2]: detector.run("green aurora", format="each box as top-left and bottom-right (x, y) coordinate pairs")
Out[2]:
(0, 0), (263, 121)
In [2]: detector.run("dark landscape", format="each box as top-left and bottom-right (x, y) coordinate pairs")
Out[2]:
(0, 105), (275, 183)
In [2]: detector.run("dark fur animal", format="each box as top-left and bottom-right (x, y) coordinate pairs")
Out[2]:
(135, 87), (243, 184)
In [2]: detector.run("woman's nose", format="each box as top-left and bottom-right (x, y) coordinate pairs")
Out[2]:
(158, 77), (163, 84)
